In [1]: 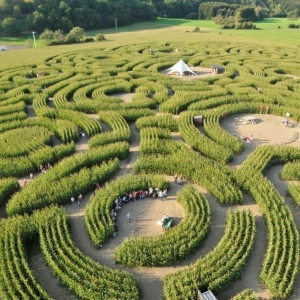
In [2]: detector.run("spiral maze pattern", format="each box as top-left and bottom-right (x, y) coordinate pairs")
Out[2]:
(1, 40), (300, 300)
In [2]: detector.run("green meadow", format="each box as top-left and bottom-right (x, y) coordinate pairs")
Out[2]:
(1, 17), (300, 49)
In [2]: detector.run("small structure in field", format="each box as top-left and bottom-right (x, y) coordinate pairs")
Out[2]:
(37, 71), (45, 78)
(194, 115), (203, 125)
(211, 65), (225, 74)
(0, 45), (8, 51)
(198, 289), (218, 300)
(167, 59), (197, 77)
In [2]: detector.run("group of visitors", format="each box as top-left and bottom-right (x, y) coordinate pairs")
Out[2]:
(174, 174), (183, 184)
(112, 187), (168, 206)
(22, 163), (53, 188)
(39, 162), (52, 173)
(240, 134), (253, 144)
(282, 118), (294, 127)
(70, 194), (83, 206)
(108, 186), (169, 234)
(157, 189), (168, 201)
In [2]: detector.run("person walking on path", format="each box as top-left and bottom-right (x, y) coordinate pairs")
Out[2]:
(163, 189), (167, 201)
(158, 190), (163, 201)
(77, 194), (83, 206)
(178, 174), (183, 185)
(71, 196), (75, 206)
(127, 212), (131, 223)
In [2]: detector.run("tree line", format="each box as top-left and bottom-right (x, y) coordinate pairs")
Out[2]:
(0, 0), (299, 36)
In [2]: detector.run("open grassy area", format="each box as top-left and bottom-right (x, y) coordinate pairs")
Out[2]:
(1, 17), (300, 49)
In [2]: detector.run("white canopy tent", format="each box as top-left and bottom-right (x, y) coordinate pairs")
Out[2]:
(167, 59), (197, 77)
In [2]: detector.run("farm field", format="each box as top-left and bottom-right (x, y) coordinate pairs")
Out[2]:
(1, 22), (300, 300)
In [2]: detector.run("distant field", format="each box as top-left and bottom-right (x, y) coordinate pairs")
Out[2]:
(152, 18), (300, 47)
(1, 18), (299, 48)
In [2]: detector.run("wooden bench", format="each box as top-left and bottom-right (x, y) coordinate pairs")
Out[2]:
(163, 218), (173, 230)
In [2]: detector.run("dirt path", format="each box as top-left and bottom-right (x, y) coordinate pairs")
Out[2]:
(26, 104), (36, 119)
(26, 112), (300, 299)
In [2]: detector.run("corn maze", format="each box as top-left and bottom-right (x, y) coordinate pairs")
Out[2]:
(1, 34), (300, 300)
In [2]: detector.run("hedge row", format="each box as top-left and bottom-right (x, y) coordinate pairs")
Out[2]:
(39, 207), (140, 299)
(114, 185), (210, 266)
(0, 177), (20, 206)
(135, 113), (178, 132)
(234, 146), (299, 298)
(89, 111), (130, 148)
(0, 142), (75, 179)
(85, 175), (169, 247)
(134, 141), (242, 204)
(0, 210), (51, 299)
(6, 142), (129, 215)
(163, 209), (255, 299)
(179, 111), (232, 163)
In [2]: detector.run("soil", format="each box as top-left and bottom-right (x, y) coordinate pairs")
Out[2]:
(22, 111), (300, 299)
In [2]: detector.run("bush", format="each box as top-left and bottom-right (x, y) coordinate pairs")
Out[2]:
(47, 40), (65, 46)
(25, 39), (33, 48)
(83, 37), (94, 42)
(94, 34), (105, 41)
(221, 23), (235, 29)
(192, 27), (201, 32)
(185, 12), (197, 20)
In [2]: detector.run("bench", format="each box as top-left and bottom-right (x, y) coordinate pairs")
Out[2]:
(163, 218), (173, 230)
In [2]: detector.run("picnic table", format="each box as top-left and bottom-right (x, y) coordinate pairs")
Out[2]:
(241, 116), (256, 125)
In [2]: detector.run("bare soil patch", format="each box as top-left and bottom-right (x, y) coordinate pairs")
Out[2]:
(284, 74), (300, 80)
(111, 92), (135, 103)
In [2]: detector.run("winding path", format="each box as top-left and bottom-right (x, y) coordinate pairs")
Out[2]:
(25, 112), (300, 299)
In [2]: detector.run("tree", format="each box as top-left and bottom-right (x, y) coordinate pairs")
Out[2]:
(12, 5), (22, 19)
(255, 6), (269, 19)
(25, 11), (46, 31)
(57, 17), (73, 33)
(66, 26), (85, 43)
(53, 29), (65, 43)
(2, 17), (21, 36)
(234, 6), (256, 22)
(39, 28), (55, 41)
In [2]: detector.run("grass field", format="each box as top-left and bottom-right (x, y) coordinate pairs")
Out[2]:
(1, 17), (300, 49)
(1, 17), (298, 68)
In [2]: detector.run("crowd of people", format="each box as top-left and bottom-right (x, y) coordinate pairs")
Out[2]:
(109, 186), (169, 234)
